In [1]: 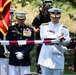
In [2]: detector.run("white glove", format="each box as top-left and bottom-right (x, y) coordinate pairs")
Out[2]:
(15, 52), (23, 60)
(52, 38), (60, 43)
(54, 44), (68, 53)
(59, 37), (71, 46)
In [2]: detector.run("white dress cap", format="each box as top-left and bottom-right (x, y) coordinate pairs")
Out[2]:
(10, 8), (15, 13)
(15, 11), (27, 19)
(48, 8), (62, 13)
(15, 11), (27, 16)
(48, 8), (62, 17)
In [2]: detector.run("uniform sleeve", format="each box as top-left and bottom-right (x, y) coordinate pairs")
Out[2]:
(32, 16), (41, 28)
(6, 27), (18, 56)
(61, 27), (71, 45)
(63, 28), (70, 39)
(32, 17), (38, 26)
(21, 28), (34, 56)
(54, 28), (70, 52)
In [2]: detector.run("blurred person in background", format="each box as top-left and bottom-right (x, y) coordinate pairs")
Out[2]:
(10, 8), (16, 25)
(32, 0), (53, 74)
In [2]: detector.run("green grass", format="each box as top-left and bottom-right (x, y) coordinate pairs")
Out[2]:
(64, 74), (76, 75)
(64, 70), (76, 75)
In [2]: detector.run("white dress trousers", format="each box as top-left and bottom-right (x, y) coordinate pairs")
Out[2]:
(0, 58), (9, 75)
(40, 65), (63, 75)
(8, 65), (30, 75)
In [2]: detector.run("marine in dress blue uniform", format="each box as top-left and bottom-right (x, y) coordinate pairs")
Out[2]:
(6, 11), (34, 75)
(38, 8), (71, 75)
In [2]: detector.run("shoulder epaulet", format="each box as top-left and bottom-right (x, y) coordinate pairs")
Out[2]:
(63, 26), (67, 29)
(42, 22), (49, 26)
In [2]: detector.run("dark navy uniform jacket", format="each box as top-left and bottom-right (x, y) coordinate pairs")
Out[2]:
(6, 24), (34, 66)
(0, 32), (6, 58)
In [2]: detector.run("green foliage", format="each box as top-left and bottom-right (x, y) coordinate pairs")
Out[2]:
(11, 0), (76, 8)
(11, 0), (18, 8)
(68, 13), (76, 21)
(31, 0), (42, 8)
(15, 0), (30, 7)
(54, 1), (76, 21)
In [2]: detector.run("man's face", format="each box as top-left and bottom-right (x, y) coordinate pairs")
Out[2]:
(50, 16), (60, 24)
(16, 18), (25, 26)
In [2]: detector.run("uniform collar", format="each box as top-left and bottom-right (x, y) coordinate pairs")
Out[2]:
(50, 22), (60, 27)
(16, 24), (25, 28)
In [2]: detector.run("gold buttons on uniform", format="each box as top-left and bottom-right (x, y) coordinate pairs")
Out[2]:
(14, 34), (16, 36)
(20, 33), (22, 35)
(20, 37), (22, 39)
(20, 28), (22, 30)
(19, 45), (22, 47)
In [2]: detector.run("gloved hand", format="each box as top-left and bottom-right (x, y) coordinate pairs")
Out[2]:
(59, 37), (71, 46)
(53, 37), (70, 46)
(15, 52), (23, 60)
(60, 37), (66, 42)
(45, 38), (60, 45)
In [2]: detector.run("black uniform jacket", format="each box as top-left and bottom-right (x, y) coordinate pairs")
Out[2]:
(32, 13), (51, 39)
(6, 24), (34, 66)
(0, 32), (6, 58)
